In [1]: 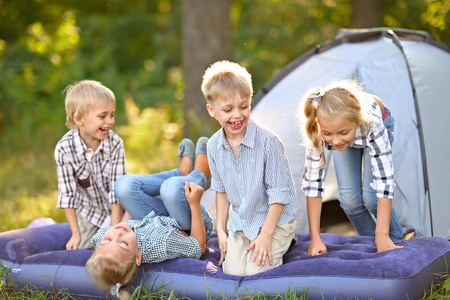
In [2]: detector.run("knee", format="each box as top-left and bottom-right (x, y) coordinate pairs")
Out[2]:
(114, 175), (137, 201)
(160, 177), (185, 206)
(361, 188), (378, 212)
(339, 195), (363, 215)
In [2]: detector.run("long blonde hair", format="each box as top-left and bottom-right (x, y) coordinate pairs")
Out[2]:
(85, 249), (139, 300)
(297, 79), (373, 168)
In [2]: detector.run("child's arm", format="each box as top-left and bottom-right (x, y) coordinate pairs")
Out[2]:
(108, 136), (126, 225)
(247, 203), (283, 266)
(306, 196), (328, 256)
(215, 192), (230, 266)
(184, 182), (206, 254)
(375, 198), (403, 253)
(64, 208), (81, 250)
(121, 211), (133, 221)
(110, 203), (124, 225)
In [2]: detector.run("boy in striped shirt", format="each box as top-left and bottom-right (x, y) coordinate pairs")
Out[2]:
(201, 61), (298, 276)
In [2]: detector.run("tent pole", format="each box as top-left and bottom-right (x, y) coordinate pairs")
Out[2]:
(384, 29), (434, 236)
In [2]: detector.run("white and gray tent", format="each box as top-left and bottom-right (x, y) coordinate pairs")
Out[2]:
(251, 28), (450, 240)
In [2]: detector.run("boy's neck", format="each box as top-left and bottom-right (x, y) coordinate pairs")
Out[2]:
(224, 128), (246, 157)
(79, 131), (100, 152)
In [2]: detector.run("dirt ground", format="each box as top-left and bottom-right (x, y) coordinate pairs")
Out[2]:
(320, 200), (357, 236)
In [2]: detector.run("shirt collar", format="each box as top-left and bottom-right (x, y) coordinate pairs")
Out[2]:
(73, 129), (108, 158)
(217, 119), (256, 150)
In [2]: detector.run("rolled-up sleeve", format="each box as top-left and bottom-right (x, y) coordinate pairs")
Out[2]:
(301, 142), (326, 197)
(55, 147), (77, 209)
(108, 138), (126, 204)
(207, 143), (226, 193)
(264, 135), (296, 205)
(368, 124), (396, 199)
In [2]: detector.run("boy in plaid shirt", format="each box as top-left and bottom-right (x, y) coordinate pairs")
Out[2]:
(55, 80), (126, 250)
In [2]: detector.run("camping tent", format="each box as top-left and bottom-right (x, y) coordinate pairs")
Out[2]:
(251, 28), (450, 240)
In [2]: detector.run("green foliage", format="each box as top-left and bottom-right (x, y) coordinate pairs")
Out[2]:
(117, 97), (182, 175)
(232, 0), (352, 92)
(0, 261), (17, 291)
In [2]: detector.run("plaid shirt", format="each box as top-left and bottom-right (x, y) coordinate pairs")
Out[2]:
(90, 211), (202, 263)
(208, 119), (298, 241)
(55, 129), (126, 228)
(302, 101), (395, 199)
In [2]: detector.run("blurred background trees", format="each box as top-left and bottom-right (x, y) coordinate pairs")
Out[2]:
(0, 0), (448, 231)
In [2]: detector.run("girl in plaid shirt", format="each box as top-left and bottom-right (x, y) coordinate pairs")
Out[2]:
(298, 79), (406, 255)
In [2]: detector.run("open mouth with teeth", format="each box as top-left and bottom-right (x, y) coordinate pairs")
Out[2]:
(99, 128), (109, 135)
(230, 121), (243, 129)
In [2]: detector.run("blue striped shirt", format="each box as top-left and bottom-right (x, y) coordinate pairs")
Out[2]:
(208, 119), (298, 241)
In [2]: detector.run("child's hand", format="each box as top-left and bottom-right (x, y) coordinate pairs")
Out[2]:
(247, 233), (273, 266)
(308, 238), (327, 256)
(66, 234), (81, 250)
(376, 235), (403, 253)
(217, 229), (228, 266)
(184, 182), (204, 206)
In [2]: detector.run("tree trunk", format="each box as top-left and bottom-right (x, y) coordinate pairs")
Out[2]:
(351, 0), (384, 28)
(182, 0), (233, 139)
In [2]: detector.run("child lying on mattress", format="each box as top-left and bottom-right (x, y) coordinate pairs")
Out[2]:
(86, 138), (213, 300)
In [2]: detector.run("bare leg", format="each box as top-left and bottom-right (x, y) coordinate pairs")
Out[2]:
(194, 153), (210, 179)
(179, 155), (192, 176)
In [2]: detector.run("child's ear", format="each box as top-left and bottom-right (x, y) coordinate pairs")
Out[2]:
(73, 113), (84, 127)
(135, 250), (142, 266)
(206, 104), (216, 118)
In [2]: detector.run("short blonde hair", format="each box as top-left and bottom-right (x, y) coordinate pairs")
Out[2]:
(85, 249), (139, 300)
(201, 60), (253, 104)
(64, 80), (115, 130)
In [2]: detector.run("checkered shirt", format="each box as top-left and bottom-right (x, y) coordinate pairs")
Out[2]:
(90, 211), (202, 263)
(55, 129), (126, 228)
(302, 100), (396, 199)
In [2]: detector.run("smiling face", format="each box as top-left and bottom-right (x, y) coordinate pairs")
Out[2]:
(318, 114), (360, 151)
(75, 101), (116, 150)
(206, 91), (251, 143)
(97, 222), (141, 266)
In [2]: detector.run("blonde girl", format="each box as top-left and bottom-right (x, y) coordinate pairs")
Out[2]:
(298, 79), (406, 255)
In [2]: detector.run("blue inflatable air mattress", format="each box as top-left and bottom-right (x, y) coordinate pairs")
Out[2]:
(1, 223), (449, 299)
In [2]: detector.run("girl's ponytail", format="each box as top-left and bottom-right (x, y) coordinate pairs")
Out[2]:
(303, 97), (326, 168)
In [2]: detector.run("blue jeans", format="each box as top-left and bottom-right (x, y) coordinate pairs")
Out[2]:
(114, 169), (213, 241)
(332, 106), (403, 239)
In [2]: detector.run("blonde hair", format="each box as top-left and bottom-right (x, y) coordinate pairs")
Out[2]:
(297, 79), (373, 168)
(201, 60), (253, 104)
(85, 248), (139, 300)
(64, 80), (115, 130)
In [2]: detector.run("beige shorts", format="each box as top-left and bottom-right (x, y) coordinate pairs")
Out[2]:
(76, 210), (100, 249)
(222, 220), (298, 276)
